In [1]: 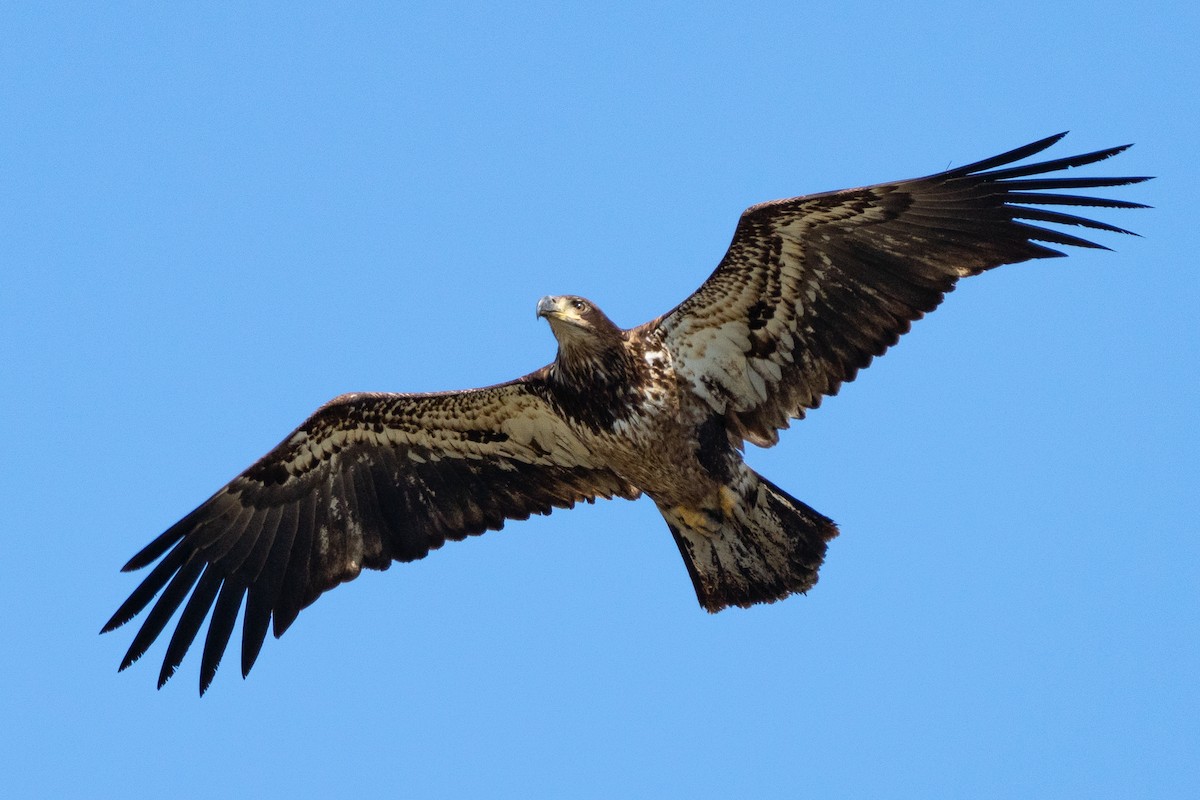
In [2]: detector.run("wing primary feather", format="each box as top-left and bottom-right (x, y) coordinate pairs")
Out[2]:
(1007, 206), (1137, 235)
(121, 528), (185, 573)
(199, 577), (246, 695)
(157, 565), (222, 689)
(1003, 192), (1150, 210)
(1009, 220), (1109, 250)
(118, 554), (205, 671)
(175, 496), (244, 555)
(826, 235), (954, 297)
(995, 176), (1152, 191)
(211, 507), (269, 577)
(939, 132), (1068, 177)
(888, 208), (1004, 234)
(194, 504), (255, 564)
(120, 492), (240, 571)
(102, 541), (190, 633)
(974, 144), (1134, 182)
(240, 586), (272, 679)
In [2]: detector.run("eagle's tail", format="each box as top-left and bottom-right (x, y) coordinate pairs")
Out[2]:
(660, 470), (839, 612)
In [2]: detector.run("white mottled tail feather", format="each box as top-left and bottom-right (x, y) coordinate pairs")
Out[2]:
(661, 470), (838, 612)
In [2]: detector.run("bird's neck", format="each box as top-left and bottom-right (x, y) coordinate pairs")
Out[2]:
(549, 334), (642, 430)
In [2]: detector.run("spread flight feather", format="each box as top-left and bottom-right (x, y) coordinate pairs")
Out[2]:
(103, 133), (1149, 693)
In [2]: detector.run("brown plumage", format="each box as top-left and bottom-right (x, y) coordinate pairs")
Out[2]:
(103, 133), (1149, 693)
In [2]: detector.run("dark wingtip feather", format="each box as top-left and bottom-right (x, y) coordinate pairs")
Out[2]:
(118, 556), (205, 672)
(982, 143), (1138, 182)
(953, 136), (1153, 247)
(102, 543), (189, 634)
(941, 132), (1069, 177)
(156, 567), (223, 689)
(124, 490), (244, 572)
(100, 612), (124, 636)
(1012, 221), (1111, 251)
(240, 587), (273, 679)
(199, 578), (245, 695)
(1010, 206), (1138, 236)
(1002, 175), (1153, 193)
(121, 530), (184, 572)
(1004, 191), (1151, 210)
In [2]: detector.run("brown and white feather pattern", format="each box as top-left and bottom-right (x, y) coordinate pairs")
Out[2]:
(102, 378), (638, 692)
(655, 132), (1148, 446)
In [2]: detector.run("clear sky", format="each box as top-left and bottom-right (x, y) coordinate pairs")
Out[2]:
(2, 3), (1196, 798)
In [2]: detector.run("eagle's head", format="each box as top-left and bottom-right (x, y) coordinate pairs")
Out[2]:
(536, 295), (625, 378)
(536, 295), (621, 340)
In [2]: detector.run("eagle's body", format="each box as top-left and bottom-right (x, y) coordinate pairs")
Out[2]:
(535, 301), (836, 609)
(538, 312), (695, 502)
(104, 133), (1149, 693)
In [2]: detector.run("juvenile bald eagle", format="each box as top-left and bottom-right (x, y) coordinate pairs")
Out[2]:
(104, 133), (1148, 693)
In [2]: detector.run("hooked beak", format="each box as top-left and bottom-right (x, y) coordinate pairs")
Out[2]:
(536, 295), (562, 319)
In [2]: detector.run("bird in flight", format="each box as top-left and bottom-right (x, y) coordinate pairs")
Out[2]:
(103, 133), (1148, 694)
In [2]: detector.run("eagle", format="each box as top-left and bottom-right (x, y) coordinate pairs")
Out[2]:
(103, 133), (1148, 694)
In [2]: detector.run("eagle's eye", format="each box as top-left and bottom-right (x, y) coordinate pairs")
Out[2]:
(571, 299), (587, 312)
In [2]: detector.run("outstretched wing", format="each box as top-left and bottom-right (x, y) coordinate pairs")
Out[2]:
(654, 133), (1149, 446)
(102, 376), (639, 693)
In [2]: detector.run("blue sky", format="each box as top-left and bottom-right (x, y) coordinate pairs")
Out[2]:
(2, 3), (1196, 797)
